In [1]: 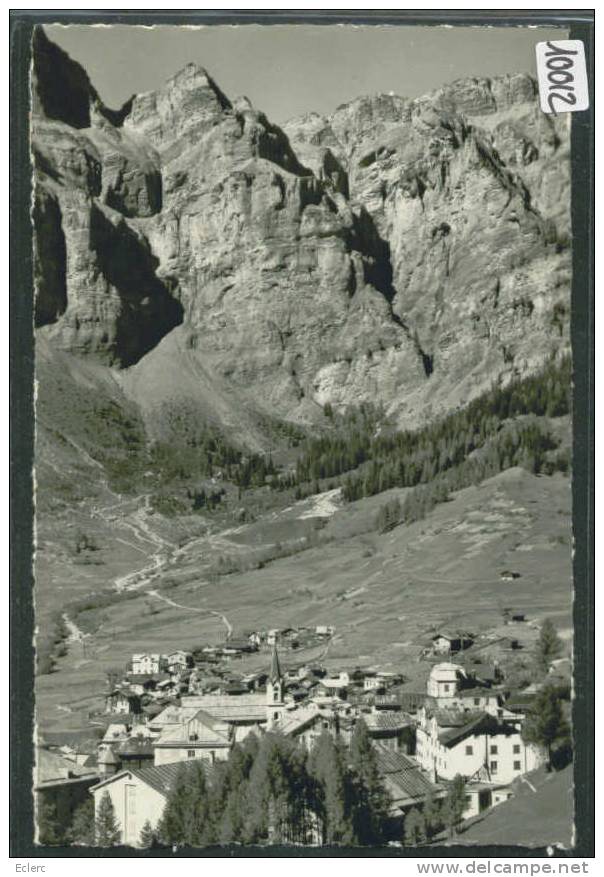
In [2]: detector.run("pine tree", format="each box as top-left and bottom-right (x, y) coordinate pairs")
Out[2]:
(244, 733), (313, 845)
(37, 800), (63, 845)
(422, 789), (442, 840)
(307, 732), (355, 845)
(349, 720), (390, 844)
(213, 739), (257, 843)
(95, 791), (121, 847)
(159, 762), (210, 847)
(441, 775), (466, 838)
(535, 619), (563, 675)
(522, 685), (570, 767)
(67, 797), (95, 846)
(139, 819), (157, 849)
(404, 807), (427, 846)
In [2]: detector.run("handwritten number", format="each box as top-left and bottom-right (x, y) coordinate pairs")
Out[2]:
(547, 90), (577, 114)
(545, 41), (578, 56)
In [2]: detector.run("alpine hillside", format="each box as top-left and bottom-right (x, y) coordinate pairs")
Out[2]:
(30, 29), (573, 735)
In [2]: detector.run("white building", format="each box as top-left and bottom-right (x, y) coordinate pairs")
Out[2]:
(431, 632), (473, 655)
(91, 761), (209, 847)
(426, 662), (462, 700)
(153, 710), (232, 765)
(364, 675), (381, 691)
(425, 663), (503, 715)
(149, 644), (287, 769)
(454, 688), (501, 716)
(131, 654), (167, 675)
(166, 650), (192, 673)
(415, 708), (545, 786)
(279, 704), (327, 750)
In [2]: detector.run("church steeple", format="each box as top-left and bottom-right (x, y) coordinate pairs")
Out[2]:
(269, 642), (282, 685)
(266, 643), (284, 727)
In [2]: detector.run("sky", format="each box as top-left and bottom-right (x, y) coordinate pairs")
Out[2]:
(44, 23), (567, 125)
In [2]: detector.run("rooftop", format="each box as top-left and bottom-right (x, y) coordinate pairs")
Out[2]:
(432, 630), (473, 642)
(430, 708), (483, 728)
(35, 748), (97, 786)
(455, 766), (573, 848)
(269, 644), (283, 684)
(374, 744), (443, 806)
(116, 737), (155, 757)
(92, 759), (214, 799)
(364, 711), (412, 733)
(280, 706), (321, 736)
(181, 694), (267, 722)
(431, 662), (462, 677)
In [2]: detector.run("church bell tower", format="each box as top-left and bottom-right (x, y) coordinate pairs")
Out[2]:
(266, 643), (285, 728)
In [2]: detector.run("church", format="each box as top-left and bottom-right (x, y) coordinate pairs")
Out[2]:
(148, 644), (287, 765)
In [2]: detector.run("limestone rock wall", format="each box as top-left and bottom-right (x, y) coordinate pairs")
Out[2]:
(284, 75), (571, 424)
(32, 31), (570, 431)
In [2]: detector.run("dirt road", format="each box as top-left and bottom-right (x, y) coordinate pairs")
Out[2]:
(146, 589), (233, 638)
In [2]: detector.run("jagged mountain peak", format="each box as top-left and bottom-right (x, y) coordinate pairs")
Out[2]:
(421, 72), (539, 117)
(32, 27), (101, 130)
(121, 61), (232, 152)
(32, 32), (570, 438)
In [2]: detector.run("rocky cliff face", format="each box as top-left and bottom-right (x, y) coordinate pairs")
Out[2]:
(284, 75), (571, 423)
(32, 29), (570, 437)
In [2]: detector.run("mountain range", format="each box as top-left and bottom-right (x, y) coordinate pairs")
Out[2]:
(32, 27), (571, 455)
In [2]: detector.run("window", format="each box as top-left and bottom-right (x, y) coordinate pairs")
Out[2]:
(490, 761), (498, 774)
(490, 745), (498, 755)
(444, 684), (449, 692)
(513, 744), (521, 754)
(474, 698), (480, 706)
(187, 750), (195, 759)
(465, 745), (473, 756)
(514, 761), (521, 771)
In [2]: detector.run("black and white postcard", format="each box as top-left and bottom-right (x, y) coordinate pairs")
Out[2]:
(10, 11), (594, 858)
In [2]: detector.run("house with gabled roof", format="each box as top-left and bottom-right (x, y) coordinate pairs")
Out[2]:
(180, 693), (268, 724)
(153, 709), (232, 765)
(415, 707), (545, 787)
(454, 686), (501, 715)
(373, 743), (446, 829)
(279, 704), (326, 749)
(427, 662), (463, 699)
(131, 654), (168, 675)
(431, 630), (474, 655)
(166, 650), (193, 674)
(179, 643), (286, 730)
(105, 688), (142, 716)
(101, 720), (135, 745)
(35, 748), (99, 837)
(363, 709), (415, 754)
(125, 672), (171, 695)
(115, 737), (155, 770)
(90, 760), (213, 847)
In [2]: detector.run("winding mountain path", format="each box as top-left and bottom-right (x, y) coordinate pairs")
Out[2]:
(62, 612), (86, 643)
(146, 589), (233, 638)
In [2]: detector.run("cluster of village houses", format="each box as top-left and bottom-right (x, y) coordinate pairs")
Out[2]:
(36, 620), (570, 847)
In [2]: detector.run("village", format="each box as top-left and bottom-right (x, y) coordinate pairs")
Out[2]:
(35, 611), (572, 848)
